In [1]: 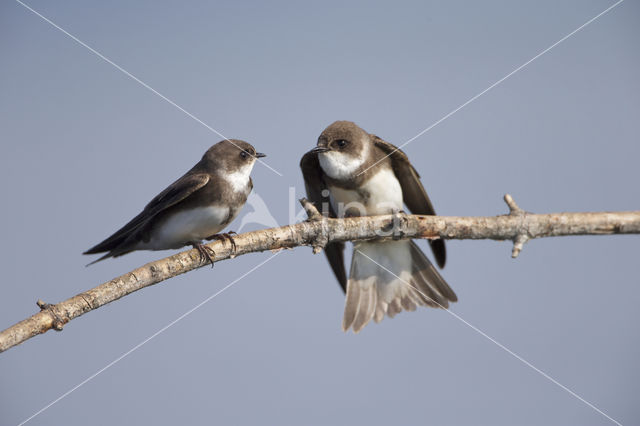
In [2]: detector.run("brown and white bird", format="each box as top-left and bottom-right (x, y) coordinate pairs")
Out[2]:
(300, 121), (456, 332)
(85, 140), (265, 264)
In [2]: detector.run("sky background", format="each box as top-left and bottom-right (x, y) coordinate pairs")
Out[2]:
(1, 0), (639, 425)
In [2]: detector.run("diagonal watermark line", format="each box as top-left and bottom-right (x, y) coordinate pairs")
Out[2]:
(355, 249), (622, 426)
(357, 0), (624, 177)
(15, 0), (283, 177)
(17, 251), (283, 426)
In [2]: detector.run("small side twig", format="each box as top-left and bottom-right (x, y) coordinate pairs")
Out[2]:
(300, 197), (323, 221)
(504, 194), (530, 258)
(299, 198), (327, 254)
(504, 193), (524, 215)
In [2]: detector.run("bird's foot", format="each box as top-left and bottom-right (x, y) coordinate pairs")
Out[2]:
(192, 242), (216, 267)
(207, 231), (238, 258)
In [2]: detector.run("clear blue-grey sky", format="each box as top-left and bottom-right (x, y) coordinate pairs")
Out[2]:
(1, 1), (638, 425)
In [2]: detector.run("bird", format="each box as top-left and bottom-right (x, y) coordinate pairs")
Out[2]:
(84, 139), (265, 265)
(300, 121), (456, 332)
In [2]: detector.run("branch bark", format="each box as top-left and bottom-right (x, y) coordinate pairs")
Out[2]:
(1, 194), (639, 353)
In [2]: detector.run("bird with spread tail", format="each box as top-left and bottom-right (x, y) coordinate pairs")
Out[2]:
(301, 121), (456, 332)
(84, 140), (265, 265)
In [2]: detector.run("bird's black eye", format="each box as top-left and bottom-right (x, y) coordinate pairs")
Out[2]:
(240, 151), (248, 159)
(336, 139), (348, 148)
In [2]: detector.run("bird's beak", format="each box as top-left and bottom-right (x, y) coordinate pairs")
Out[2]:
(255, 152), (266, 158)
(311, 146), (330, 154)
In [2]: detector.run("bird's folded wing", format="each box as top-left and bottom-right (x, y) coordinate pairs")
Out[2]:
(372, 135), (446, 268)
(84, 173), (210, 254)
(300, 150), (347, 292)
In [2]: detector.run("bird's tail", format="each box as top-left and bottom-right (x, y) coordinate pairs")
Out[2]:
(342, 240), (456, 333)
(84, 248), (132, 267)
(84, 252), (114, 266)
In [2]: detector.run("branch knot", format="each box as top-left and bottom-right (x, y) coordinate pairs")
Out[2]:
(36, 300), (65, 331)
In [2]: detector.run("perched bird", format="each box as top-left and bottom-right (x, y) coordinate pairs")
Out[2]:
(300, 121), (456, 332)
(84, 140), (265, 265)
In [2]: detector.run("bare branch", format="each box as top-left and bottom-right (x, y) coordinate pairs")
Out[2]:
(1, 194), (639, 353)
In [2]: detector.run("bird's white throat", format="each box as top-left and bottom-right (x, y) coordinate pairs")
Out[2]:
(224, 162), (254, 193)
(318, 150), (366, 180)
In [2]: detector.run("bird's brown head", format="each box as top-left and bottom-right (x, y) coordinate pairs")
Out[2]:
(203, 139), (266, 174)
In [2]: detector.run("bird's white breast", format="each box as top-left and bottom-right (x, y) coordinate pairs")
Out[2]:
(140, 205), (230, 250)
(329, 167), (403, 216)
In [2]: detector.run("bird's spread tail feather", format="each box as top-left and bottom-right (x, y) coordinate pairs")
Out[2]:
(343, 240), (456, 333)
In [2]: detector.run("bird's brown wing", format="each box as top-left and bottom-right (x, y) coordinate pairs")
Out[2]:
(300, 150), (348, 292)
(84, 173), (210, 255)
(372, 135), (446, 268)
